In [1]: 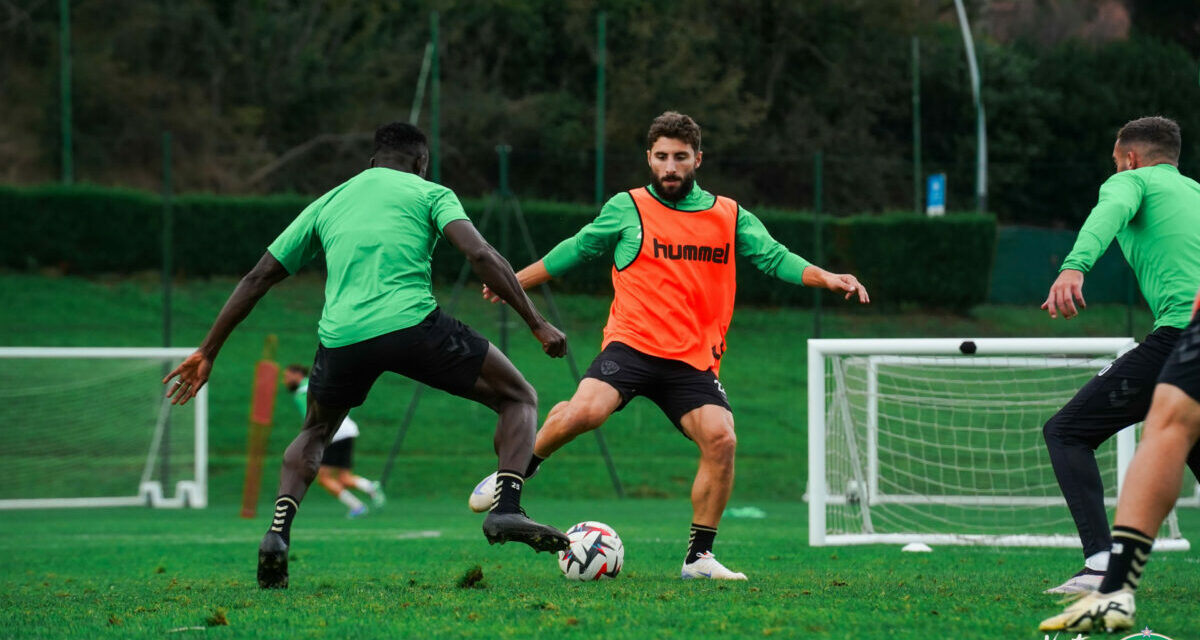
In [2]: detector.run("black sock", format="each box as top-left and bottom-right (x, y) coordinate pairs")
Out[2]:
(491, 471), (524, 514)
(269, 495), (299, 545)
(686, 524), (718, 564)
(1098, 525), (1154, 594)
(525, 454), (544, 479)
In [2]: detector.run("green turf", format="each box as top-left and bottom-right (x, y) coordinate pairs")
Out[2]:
(1, 273), (1196, 638)
(2, 500), (1198, 639)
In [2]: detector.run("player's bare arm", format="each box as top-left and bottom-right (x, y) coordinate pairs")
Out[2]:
(442, 220), (567, 357)
(1041, 268), (1086, 319)
(802, 265), (870, 304)
(481, 260), (551, 303)
(163, 252), (290, 404)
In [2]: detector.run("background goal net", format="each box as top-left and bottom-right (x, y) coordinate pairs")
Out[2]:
(0, 347), (207, 509)
(807, 338), (1196, 549)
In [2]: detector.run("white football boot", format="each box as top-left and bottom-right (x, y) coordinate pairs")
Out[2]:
(468, 472), (498, 513)
(681, 551), (748, 580)
(1038, 589), (1135, 633)
(1043, 567), (1105, 594)
(469, 465), (542, 513)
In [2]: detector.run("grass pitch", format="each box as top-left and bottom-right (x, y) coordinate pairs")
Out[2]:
(1, 273), (1197, 638)
(6, 499), (1199, 639)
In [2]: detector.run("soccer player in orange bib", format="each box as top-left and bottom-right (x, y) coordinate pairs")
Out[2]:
(468, 111), (870, 579)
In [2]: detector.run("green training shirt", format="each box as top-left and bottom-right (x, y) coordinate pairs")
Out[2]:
(1061, 164), (1200, 330)
(268, 167), (470, 347)
(542, 182), (813, 281)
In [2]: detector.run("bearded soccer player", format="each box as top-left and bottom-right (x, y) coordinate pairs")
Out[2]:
(1040, 287), (1200, 633)
(1040, 116), (1200, 595)
(467, 111), (870, 580)
(164, 122), (570, 589)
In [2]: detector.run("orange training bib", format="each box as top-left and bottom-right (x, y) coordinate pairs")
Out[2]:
(602, 188), (739, 373)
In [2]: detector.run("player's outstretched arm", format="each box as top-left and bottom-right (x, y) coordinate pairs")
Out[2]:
(163, 252), (290, 404)
(481, 260), (552, 303)
(1041, 269), (1086, 319)
(802, 266), (870, 304)
(442, 220), (567, 357)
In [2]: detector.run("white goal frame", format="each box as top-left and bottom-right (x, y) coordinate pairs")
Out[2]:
(0, 347), (207, 509)
(808, 338), (1195, 549)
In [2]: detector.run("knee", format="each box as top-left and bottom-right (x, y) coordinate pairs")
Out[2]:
(1043, 415), (1067, 445)
(505, 379), (537, 410)
(700, 428), (737, 464)
(562, 401), (609, 431)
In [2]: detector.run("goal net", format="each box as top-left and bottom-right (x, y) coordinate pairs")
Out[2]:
(0, 347), (207, 509)
(808, 338), (1195, 549)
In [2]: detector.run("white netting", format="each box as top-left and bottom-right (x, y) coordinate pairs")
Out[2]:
(0, 348), (206, 508)
(809, 339), (1192, 548)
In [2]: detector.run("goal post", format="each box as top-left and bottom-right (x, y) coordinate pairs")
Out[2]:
(808, 338), (1194, 549)
(0, 347), (207, 509)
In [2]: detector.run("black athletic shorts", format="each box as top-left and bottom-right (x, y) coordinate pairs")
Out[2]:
(308, 308), (490, 408)
(1045, 325), (1181, 445)
(1158, 314), (1200, 404)
(321, 437), (354, 469)
(583, 341), (732, 434)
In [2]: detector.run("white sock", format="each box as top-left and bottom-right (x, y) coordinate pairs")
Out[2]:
(1085, 550), (1110, 572)
(337, 489), (365, 511)
(353, 477), (375, 496)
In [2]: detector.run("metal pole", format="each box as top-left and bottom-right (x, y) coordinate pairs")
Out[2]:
(409, 42), (433, 125)
(813, 151), (824, 339)
(430, 12), (441, 184)
(162, 132), (173, 348)
(953, 0), (987, 213)
(594, 11), (606, 206)
(160, 131), (174, 495)
(59, 0), (73, 184)
(911, 36), (922, 215)
(497, 144), (512, 354)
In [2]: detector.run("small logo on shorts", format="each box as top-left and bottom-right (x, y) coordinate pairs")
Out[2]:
(600, 360), (620, 376)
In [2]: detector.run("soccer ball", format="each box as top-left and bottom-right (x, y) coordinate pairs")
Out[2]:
(845, 479), (862, 505)
(558, 521), (624, 580)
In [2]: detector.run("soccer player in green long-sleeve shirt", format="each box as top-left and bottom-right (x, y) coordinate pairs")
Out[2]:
(1039, 116), (1200, 597)
(466, 111), (871, 580)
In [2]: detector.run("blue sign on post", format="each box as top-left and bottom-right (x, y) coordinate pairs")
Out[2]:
(926, 173), (946, 216)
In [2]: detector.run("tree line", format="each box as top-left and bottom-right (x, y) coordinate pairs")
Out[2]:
(2, 0), (1197, 225)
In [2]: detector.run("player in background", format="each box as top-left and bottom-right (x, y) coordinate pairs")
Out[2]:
(164, 122), (570, 589)
(468, 111), (870, 580)
(1040, 286), (1200, 632)
(1040, 116), (1200, 594)
(282, 364), (383, 518)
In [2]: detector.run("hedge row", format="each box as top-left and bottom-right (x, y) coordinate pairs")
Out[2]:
(0, 184), (996, 310)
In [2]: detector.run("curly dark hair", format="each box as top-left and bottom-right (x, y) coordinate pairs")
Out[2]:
(374, 122), (428, 159)
(646, 111), (701, 152)
(1117, 116), (1181, 162)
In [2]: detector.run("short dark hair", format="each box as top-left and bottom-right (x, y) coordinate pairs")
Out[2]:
(374, 122), (428, 159)
(1117, 116), (1181, 162)
(285, 364), (309, 376)
(646, 111), (701, 152)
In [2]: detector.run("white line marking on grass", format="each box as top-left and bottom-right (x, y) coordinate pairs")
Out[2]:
(11, 529), (450, 548)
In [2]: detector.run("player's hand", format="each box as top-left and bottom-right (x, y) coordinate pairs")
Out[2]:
(163, 351), (212, 405)
(1042, 269), (1086, 319)
(1191, 287), (1200, 320)
(824, 272), (870, 304)
(532, 322), (567, 358)
(481, 284), (505, 304)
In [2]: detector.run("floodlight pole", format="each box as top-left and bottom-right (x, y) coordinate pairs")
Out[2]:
(953, 0), (987, 213)
(594, 11), (607, 205)
(59, 0), (73, 184)
(911, 36), (922, 215)
(430, 11), (441, 184)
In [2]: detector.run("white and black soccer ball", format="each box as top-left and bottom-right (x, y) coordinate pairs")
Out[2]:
(558, 521), (624, 580)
